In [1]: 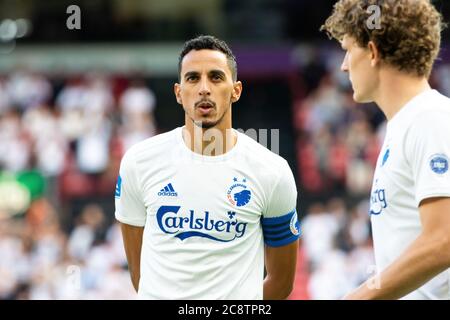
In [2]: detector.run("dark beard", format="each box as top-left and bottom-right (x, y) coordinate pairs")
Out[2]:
(194, 120), (219, 129)
(190, 106), (230, 129)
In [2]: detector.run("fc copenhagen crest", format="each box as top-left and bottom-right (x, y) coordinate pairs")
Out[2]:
(227, 177), (252, 207)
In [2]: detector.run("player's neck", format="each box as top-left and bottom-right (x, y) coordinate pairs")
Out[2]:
(374, 70), (431, 121)
(183, 122), (237, 157)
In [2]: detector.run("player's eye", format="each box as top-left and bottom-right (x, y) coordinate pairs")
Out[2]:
(186, 75), (199, 82)
(211, 74), (223, 81)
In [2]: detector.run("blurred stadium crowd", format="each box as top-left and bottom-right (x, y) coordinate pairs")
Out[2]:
(0, 72), (156, 299)
(1, 47), (450, 299)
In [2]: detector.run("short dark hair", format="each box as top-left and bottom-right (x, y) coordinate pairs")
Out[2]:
(178, 35), (238, 81)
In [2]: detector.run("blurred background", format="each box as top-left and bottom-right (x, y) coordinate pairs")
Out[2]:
(1, 0), (450, 300)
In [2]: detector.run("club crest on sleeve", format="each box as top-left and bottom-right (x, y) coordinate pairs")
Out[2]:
(429, 154), (449, 174)
(290, 212), (300, 236)
(115, 175), (122, 198)
(227, 177), (252, 207)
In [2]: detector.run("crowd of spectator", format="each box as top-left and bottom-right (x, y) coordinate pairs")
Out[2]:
(0, 70), (157, 299)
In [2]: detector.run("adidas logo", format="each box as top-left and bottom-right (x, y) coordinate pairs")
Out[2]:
(158, 183), (178, 197)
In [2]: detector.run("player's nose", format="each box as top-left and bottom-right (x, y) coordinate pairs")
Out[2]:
(341, 53), (349, 72)
(198, 77), (211, 96)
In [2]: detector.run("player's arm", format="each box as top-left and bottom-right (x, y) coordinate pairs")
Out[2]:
(344, 197), (450, 300)
(264, 240), (298, 299)
(114, 150), (147, 293)
(121, 223), (144, 292)
(262, 160), (300, 300)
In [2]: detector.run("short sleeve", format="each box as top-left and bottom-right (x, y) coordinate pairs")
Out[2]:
(406, 113), (450, 207)
(115, 150), (147, 227)
(262, 160), (300, 247)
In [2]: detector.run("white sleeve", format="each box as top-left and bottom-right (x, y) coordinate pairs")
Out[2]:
(406, 113), (450, 207)
(115, 149), (147, 227)
(262, 160), (300, 247)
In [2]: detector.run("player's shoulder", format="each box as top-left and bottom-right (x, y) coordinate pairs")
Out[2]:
(402, 91), (450, 148)
(122, 128), (179, 163)
(416, 89), (450, 112)
(237, 130), (291, 171)
(410, 90), (450, 126)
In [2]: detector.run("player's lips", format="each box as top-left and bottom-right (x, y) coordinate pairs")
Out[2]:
(195, 100), (216, 115)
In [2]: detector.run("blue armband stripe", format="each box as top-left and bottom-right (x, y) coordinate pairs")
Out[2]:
(262, 209), (301, 247)
(265, 233), (299, 247)
(264, 228), (295, 241)
(261, 209), (296, 227)
(263, 225), (291, 236)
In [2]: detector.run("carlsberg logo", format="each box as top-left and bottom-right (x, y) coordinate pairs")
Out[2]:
(156, 206), (248, 242)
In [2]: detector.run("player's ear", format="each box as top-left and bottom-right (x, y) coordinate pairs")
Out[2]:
(174, 83), (182, 105)
(368, 41), (381, 68)
(231, 81), (242, 103)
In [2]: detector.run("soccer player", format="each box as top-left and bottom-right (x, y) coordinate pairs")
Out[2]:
(114, 35), (300, 299)
(322, 0), (450, 299)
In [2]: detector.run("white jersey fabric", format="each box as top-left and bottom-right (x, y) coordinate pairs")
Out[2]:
(115, 127), (300, 299)
(370, 89), (450, 300)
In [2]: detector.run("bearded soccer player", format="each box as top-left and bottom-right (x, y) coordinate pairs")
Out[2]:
(114, 35), (300, 299)
(322, 0), (450, 299)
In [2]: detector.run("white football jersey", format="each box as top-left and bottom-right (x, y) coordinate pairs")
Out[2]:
(370, 89), (450, 299)
(115, 127), (300, 299)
